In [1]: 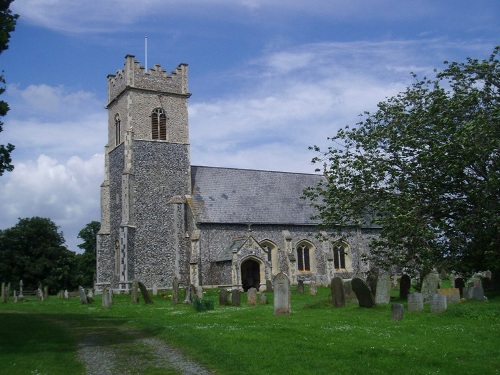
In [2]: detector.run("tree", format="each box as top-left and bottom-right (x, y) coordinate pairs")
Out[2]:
(0, 0), (18, 175)
(305, 47), (500, 279)
(75, 221), (100, 287)
(0, 217), (77, 292)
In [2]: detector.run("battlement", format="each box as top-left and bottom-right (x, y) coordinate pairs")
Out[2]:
(107, 54), (189, 107)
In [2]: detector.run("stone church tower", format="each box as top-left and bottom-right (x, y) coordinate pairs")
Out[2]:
(96, 55), (192, 291)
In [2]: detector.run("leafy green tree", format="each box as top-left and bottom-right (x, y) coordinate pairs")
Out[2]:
(0, 0), (18, 176)
(0, 217), (77, 292)
(305, 47), (500, 279)
(75, 221), (100, 287)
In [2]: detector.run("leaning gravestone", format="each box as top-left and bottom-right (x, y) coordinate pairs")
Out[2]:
(273, 273), (291, 315)
(247, 287), (257, 306)
(375, 273), (391, 304)
(309, 281), (317, 296)
(399, 274), (411, 300)
(231, 289), (241, 306)
(430, 293), (447, 313)
(131, 280), (139, 303)
(219, 288), (228, 306)
(297, 280), (304, 294)
(391, 303), (404, 321)
(78, 286), (88, 304)
(351, 277), (375, 308)
(171, 277), (179, 305)
(421, 272), (440, 301)
(138, 282), (153, 304)
(408, 292), (424, 312)
(331, 277), (346, 308)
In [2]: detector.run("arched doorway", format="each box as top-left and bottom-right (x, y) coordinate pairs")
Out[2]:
(241, 259), (260, 291)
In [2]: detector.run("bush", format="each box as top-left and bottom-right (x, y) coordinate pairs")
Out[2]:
(192, 296), (215, 312)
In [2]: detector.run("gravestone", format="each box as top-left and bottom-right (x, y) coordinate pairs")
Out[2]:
(454, 277), (465, 298)
(197, 286), (204, 299)
(64, 290), (69, 299)
(273, 273), (291, 315)
(102, 286), (110, 309)
(408, 292), (423, 312)
(43, 286), (48, 300)
(297, 280), (304, 294)
(421, 272), (440, 301)
(138, 282), (153, 304)
(152, 284), (158, 296)
(309, 281), (317, 296)
(247, 287), (257, 306)
(430, 293), (447, 313)
(399, 274), (411, 300)
(438, 288), (460, 303)
(1, 282), (6, 303)
(131, 280), (139, 303)
(231, 289), (241, 306)
(78, 286), (88, 304)
(183, 286), (191, 304)
(366, 268), (379, 297)
(391, 303), (404, 320)
(343, 279), (358, 303)
(375, 273), (391, 304)
(260, 293), (267, 304)
(171, 277), (179, 305)
(331, 276), (346, 308)
(38, 288), (44, 301)
(219, 288), (228, 306)
(351, 277), (375, 308)
(266, 279), (273, 292)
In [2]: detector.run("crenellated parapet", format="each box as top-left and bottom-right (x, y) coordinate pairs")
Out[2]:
(106, 54), (190, 107)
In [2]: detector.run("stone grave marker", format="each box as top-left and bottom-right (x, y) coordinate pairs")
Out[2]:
(375, 273), (391, 304)
(197, 286), (204, 299)
(430, 293), (447, 313)
(152, 284), (158, 296)
(183, 286), (191, 304)
(421, 272), (440, 301)
(408, 292), (424, 312)
(297, 280), (304, 294)
(102, 286), (110, 309)
(266, 279), (273, 292)
(260, 293), (267, 304)
(366, 269), (379, 297)
(64, 290), (69, 299)
(399, 274), (411, 300)
(391, 303), (404, 320)
(343, 279), (358, 303)
(454, 277), (465, 297)
(309, 281), (317, 296)
(331, 276), (346, 308)
(38, 288), (44, 301)
(138, 282), (153, 304)
(219, 288), (228, 306)
(351, 277), (375, 308)
(273, 273), (290, 315)
(231, 289), (241, 306)
(43, 286), (48, 300)
(78, 286), (88, 304)
(247, 287), (257, 306)
(131, 280), (139, 303)
(438, 288), (460, 303)
(1, 282), (6, 303)
(171, 277), (179, 305)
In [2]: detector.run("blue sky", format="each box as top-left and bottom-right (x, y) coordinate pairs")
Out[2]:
(0, 0), (498, 252)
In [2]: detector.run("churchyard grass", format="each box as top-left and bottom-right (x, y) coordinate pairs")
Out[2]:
(1, 285), (499, 374)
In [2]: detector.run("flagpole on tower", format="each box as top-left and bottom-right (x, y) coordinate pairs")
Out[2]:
(145, 36), (148, 70)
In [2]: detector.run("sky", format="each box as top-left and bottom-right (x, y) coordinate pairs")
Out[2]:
(0, 0), (498, 252)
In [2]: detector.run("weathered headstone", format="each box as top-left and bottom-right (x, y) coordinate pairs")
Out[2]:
(38, 288), (44, 301)
(197, 286), (204, 299)
(138, 282), (153, 304)
(247, 287), (257, 306)
(1, 282), (6, 303)
(375, 273), (391, 304)
(78, 286), (88, 304)
(438, 288), (460, 303)
(266, 279), (273, 292)
(366, 268), (379, 297)
(171, 277), (179, 305)
(309, 281), (317, 296)
(331, 276), (346, 308)
(391, 303), (404, 320)
(297, 280), (304, 294)
(152, 284), (158, 296)
(430, 293), (447, 313)
(64, 290), (69, 299)
(351, 277), (375, 308)
(421, 272), (440, 301)
(43, 286), (48, 300)
(273, 273), (291, 315)
(183, 285), (191, 304)
(102, 286), (110, 309)
(231, 289), (241, 306)
(399, 274), (411, 300)
(260, 293), (267, 304)
(408, 292), (423, 312)
(131, 280), (139, 303)
(219, 289), (228, 306)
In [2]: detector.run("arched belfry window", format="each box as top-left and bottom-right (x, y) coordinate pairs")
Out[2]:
(151, 108), (167, 140)
(114, 114), (121, 145)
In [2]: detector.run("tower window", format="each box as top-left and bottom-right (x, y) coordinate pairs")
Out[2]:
(115, 114), (121, 145)
(152, 108), (167, 140)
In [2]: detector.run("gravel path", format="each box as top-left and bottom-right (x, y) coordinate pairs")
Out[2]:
(77, 326), (214, 375)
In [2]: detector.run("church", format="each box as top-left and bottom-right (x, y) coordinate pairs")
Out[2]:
(96, 55), (377, 292)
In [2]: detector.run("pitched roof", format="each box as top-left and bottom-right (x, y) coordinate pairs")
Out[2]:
(190, 166), (323, 225)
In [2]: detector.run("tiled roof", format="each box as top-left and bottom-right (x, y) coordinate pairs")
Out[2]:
(190, 166), (324, 225)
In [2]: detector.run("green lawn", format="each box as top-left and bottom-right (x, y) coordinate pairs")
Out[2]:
(1, 285), (499, 374)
